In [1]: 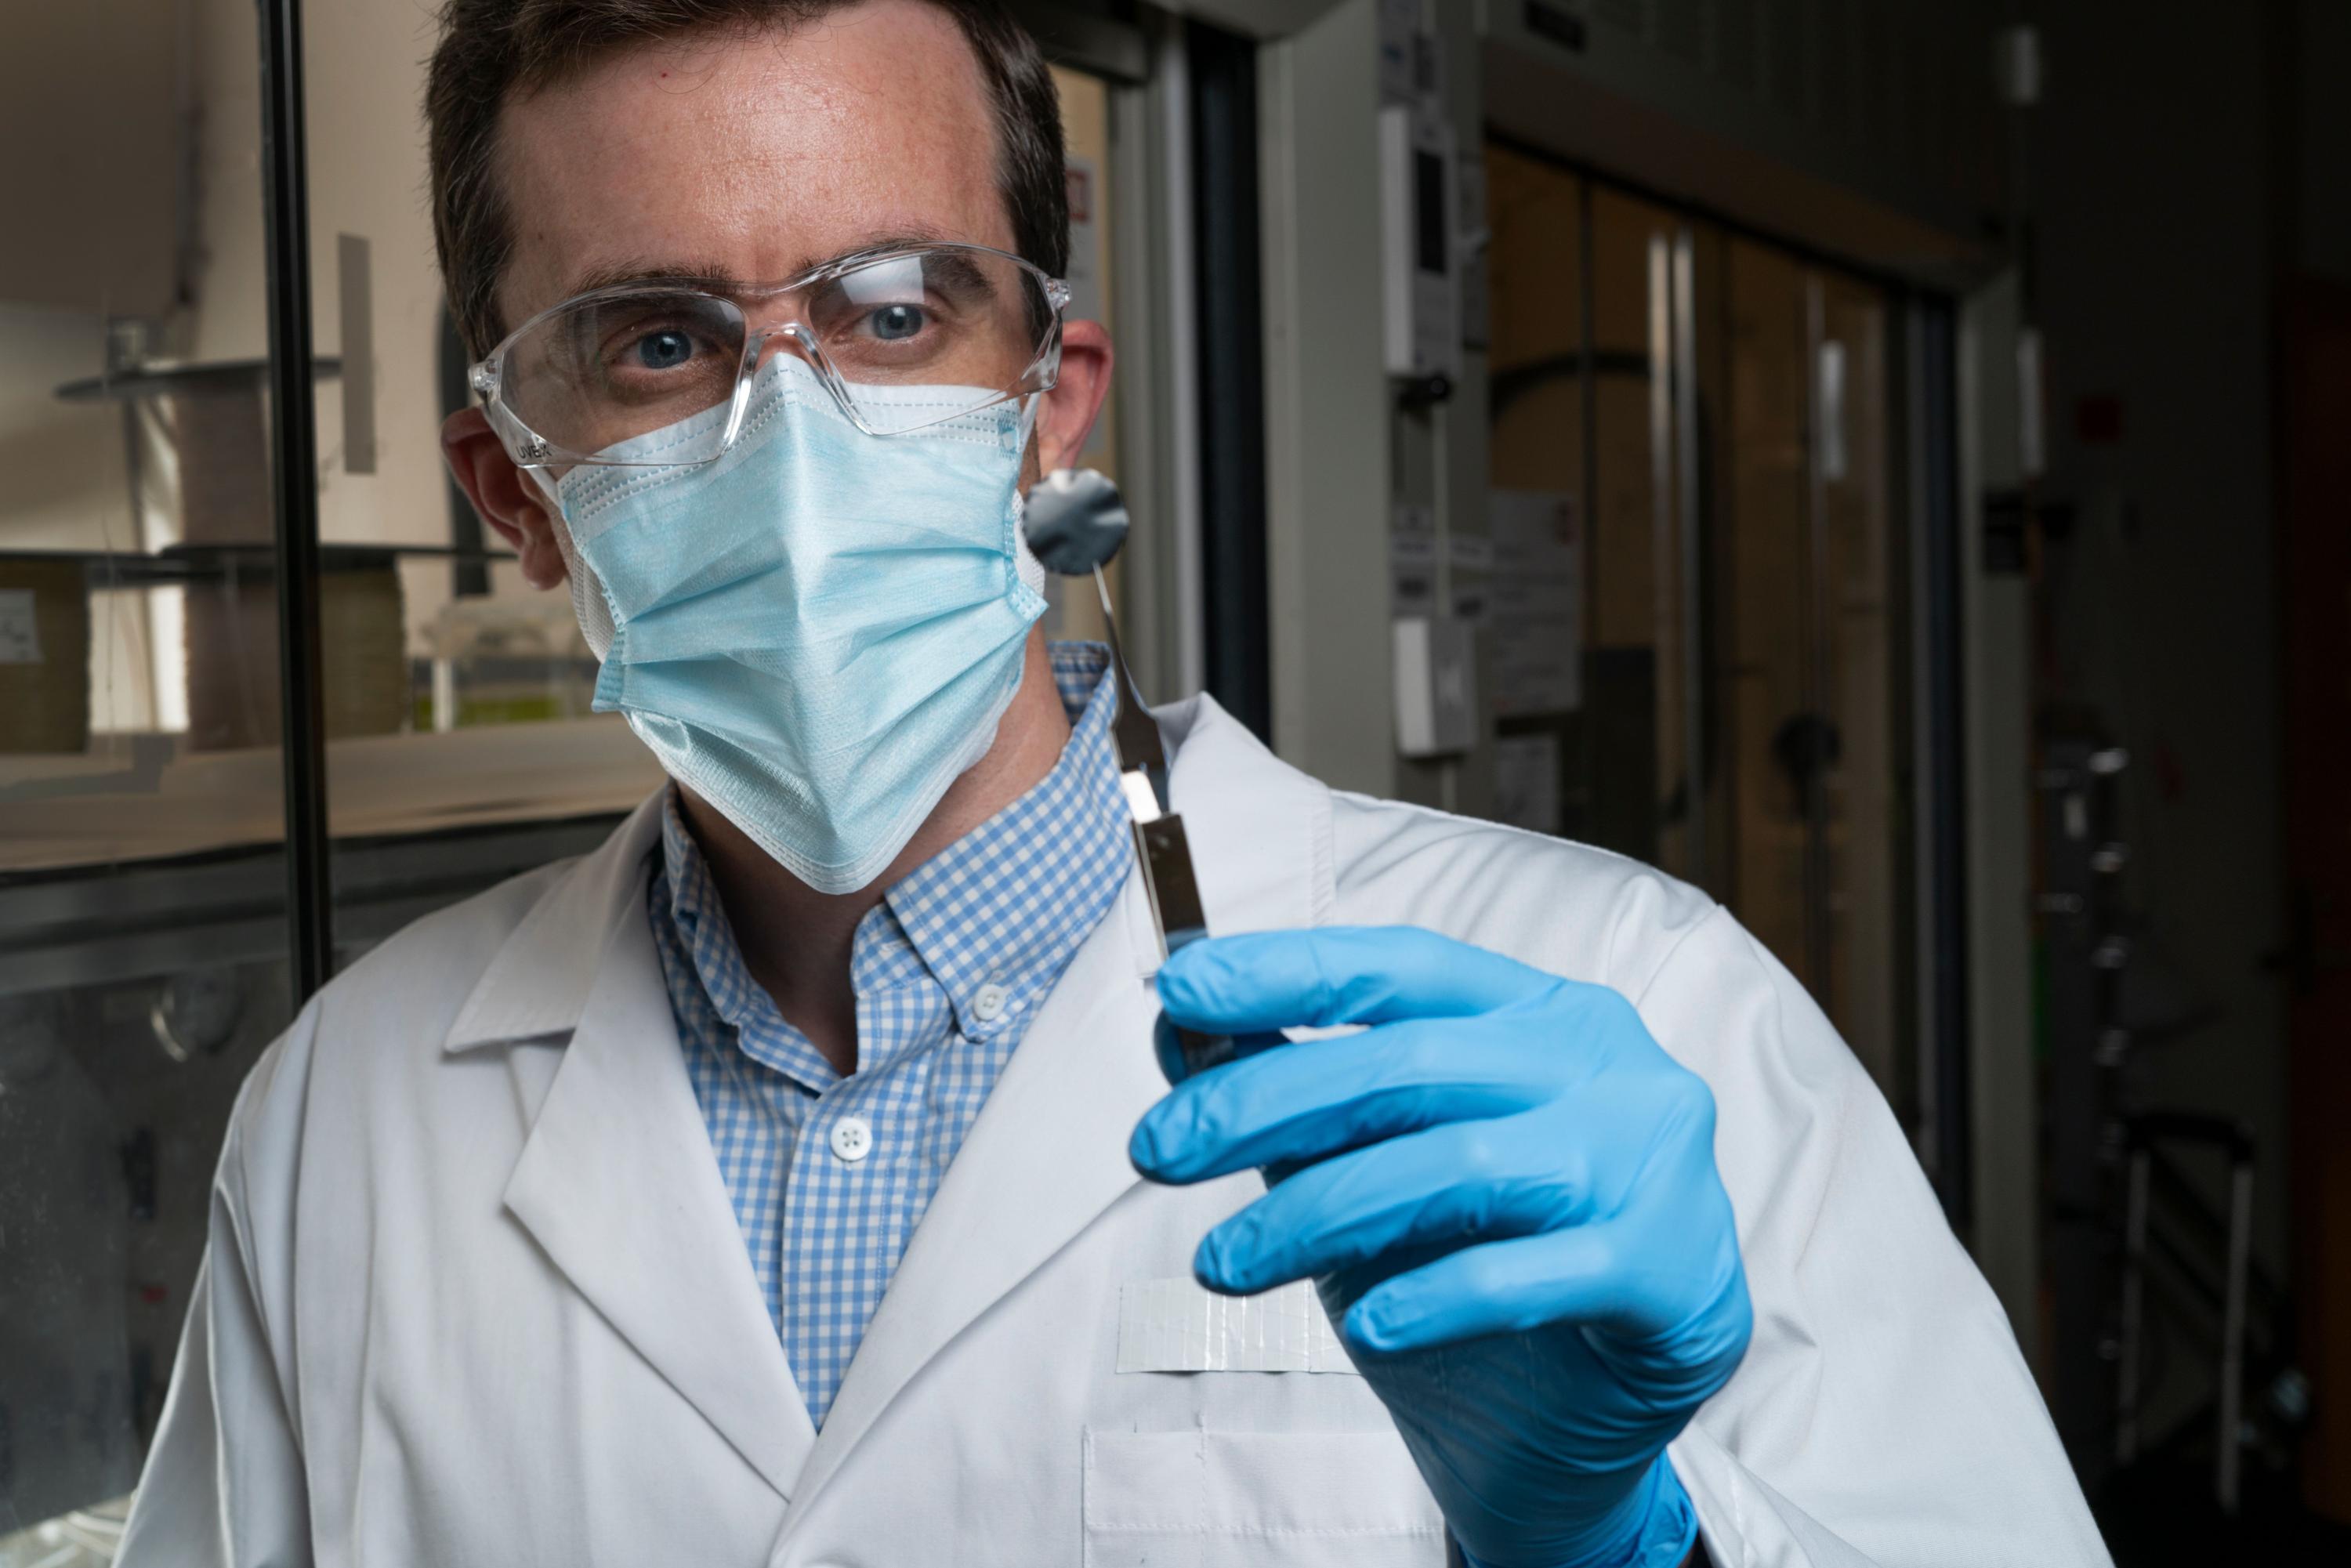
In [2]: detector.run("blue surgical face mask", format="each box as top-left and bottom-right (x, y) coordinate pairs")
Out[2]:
(548, 354), (1049, 893)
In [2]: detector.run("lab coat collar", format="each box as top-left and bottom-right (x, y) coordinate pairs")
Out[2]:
(781, 692), (1334, 1519)
(441, 791), (668, 1053)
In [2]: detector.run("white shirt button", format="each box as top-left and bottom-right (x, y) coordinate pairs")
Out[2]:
(972, 983), (1009, 1023)
(829, 1116), (873, 1164)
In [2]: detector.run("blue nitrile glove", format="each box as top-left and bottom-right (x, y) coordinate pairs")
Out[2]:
(1129, 927), (1751, 1568)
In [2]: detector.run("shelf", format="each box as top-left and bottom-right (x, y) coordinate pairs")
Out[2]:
(0, 542), (518, 588)
(51, 357), (343, 403)
(0, 718), (663, 998)
(1, 716), (661, 875)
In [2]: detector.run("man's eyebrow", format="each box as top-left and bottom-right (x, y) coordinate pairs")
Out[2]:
(556, 257), (742, 299)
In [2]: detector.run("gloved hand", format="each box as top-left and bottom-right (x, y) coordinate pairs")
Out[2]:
(1129, 927), (1751, 1568)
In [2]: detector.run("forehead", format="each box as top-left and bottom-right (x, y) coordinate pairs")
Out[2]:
(493, 0), (1010, 326)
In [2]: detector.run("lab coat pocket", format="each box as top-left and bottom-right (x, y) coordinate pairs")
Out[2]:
(1081, 1427), (1447, 1568)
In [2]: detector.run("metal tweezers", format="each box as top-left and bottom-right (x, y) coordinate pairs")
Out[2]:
(1091, 566), (1237, 1081)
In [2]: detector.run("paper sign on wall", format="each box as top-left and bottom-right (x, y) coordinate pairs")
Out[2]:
(1488, 490), (1581, 715)
(0, 589), (41, 664)
(1448, 531), (1493, 624)
(1390, 502), (1437, 615)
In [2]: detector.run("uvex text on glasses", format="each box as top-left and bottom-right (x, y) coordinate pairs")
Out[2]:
(470, 241), (1070, 468)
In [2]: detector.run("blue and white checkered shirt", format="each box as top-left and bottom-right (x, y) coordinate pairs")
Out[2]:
(647, 641), (1133, 1428)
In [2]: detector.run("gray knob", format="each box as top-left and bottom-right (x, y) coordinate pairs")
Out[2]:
(1021, 468), (1129, 575)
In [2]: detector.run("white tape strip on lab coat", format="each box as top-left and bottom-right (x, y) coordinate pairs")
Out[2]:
(1116, 1278), (1360, 1374)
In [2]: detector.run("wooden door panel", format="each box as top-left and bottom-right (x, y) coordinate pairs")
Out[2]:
(2280, 276), (2351, 1523)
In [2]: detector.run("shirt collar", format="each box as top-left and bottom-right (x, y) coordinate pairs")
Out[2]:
(876, 642), (1129, 1037)
(654, 641), (1131, 1048)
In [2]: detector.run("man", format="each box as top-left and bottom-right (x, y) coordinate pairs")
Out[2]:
(118, 2), (2109, 1565)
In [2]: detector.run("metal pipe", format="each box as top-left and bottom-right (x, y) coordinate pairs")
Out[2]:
(1671, 228), (1704, 887)
(2116, 1147), (2150, 1461)
(1646, 234), (1675, 868)
(1802, 274), (1834, 994)
(255, 0), (335, 1002)
(2218, 1160), (2254, 1513)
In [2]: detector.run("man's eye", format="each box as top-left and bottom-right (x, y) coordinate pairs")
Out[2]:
(631, 328), (697, 369)
(868, 304), (927, 342)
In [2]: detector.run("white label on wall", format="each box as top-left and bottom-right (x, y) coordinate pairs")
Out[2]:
(1391, 533), (1438, 615)
(1448, 532), (1494, 624)
(1447, 533), (1494, 573)
(0, 589), (41, 664)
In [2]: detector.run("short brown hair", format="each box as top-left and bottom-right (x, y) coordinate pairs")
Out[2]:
(426, 0), (1067, 360)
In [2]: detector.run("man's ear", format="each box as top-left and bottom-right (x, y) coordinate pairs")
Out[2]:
(441, 406), (570, 589)
(1031, 318), (1113, 478)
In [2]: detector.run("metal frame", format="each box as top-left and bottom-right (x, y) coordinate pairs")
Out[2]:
(1186, 17), (1272, 741)
(1903, 295), (1972, 1217)
(256, 0), (333, 1004)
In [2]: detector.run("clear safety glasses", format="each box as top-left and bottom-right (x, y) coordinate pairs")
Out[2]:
(469, 241), (1071, 469)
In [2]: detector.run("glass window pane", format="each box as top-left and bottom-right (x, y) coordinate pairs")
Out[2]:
(0, 0), (292, 1545)
(1817, 273), (1901, 1088)
(295, 5), (657, 876)
(1724, 237), (1816, 987)
(1720, 238), (1907, 1091)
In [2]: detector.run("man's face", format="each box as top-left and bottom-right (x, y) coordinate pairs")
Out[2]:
(449, 0), (1108, 589)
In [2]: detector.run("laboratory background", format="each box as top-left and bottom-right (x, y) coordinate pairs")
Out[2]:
(1, 0), (2345, 1561)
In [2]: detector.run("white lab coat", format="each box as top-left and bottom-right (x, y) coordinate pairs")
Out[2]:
(118, 692), (2110, 1568)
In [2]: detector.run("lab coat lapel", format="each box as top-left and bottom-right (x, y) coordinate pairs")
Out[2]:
(787, 694), (1332, 1509)
(501, 875), (817, 1501)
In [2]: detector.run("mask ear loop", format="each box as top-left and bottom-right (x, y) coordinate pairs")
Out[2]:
(513, 463), (620, 663)
(1010, 391), (1050, 596)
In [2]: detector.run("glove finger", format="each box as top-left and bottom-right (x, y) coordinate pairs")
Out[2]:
(1194, 1115), (1597, 1295)
(1129, 1016), (1566, 1183)
(1156, 926), (1560, 1034)
(1341, 1219), (1694, 1354)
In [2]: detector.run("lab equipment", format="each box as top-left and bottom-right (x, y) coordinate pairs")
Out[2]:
(1018, 467), (1232, 1081)
(1018, 467), (1129, 576)
(1132, 925), (1751, 1568)
(551, 353), (1047, 894)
